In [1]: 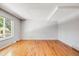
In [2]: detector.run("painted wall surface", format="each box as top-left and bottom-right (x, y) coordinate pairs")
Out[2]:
(21, 20), (58, 40)
(0, 9), (21, 48)
(58, 17), (79, 50)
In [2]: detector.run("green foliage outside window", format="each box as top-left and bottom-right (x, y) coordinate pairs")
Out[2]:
(0, 16), (12, 38)
(0, 16), (3, 28)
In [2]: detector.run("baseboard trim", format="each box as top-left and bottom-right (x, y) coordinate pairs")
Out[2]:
(0, 41), (16, 51)
(22, 38), (58, 40)
(59, 40), (79, 52)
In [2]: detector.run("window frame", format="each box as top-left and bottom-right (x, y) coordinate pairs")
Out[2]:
(0, 16), (14, 41)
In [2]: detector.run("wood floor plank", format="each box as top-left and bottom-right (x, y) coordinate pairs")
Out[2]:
(0, 40), (79, 56)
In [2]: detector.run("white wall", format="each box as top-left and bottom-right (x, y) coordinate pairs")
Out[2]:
(0, 9), (21, 48)
(58, 17), (79, 50)
(21, 20), (58, 40)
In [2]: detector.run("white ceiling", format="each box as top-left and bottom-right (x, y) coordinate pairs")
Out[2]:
(50, 6), (79, 24)
(0, 3), (79, 27)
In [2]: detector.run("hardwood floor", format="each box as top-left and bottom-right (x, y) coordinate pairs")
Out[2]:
(0, 40), (79, 56)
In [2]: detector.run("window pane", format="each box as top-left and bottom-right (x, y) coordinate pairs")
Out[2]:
(5, 19), (11, 37)
(0, 16), (4, 38)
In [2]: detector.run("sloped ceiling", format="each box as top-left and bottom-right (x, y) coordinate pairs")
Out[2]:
(0, 3), (79, 27)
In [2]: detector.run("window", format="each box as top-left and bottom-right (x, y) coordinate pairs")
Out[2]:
(0, 16), (14, 39)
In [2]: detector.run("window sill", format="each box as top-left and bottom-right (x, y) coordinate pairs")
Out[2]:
(0, 35), (14, 41)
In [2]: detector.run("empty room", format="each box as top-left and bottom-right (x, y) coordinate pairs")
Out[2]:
(0, 3), (79, 56)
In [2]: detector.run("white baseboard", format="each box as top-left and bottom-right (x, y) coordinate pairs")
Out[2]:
(0, 41), (16, 49)
(22, 38), (58, 40)
(59, 39), (79, 51)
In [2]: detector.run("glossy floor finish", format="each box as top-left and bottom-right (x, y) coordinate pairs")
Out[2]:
(0, 40), (79, 56)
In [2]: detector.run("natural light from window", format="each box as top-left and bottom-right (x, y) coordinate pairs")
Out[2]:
(0, 16), (14, 40)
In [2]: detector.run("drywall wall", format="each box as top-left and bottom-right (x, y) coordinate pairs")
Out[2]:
(0, 9), (21, 48)
(58, 16), (79, 50)
(21, 20), (58, 40)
